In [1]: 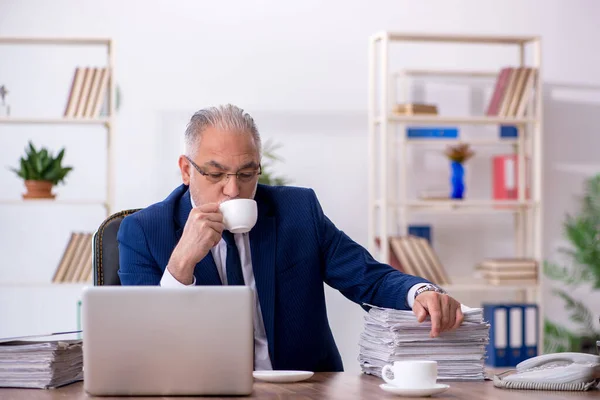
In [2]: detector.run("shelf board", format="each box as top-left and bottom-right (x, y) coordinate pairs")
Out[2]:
(0, 37), (110, 46)
(378, 115), (537, 125)
(406, 200), (534, 208)
(444, 283), (538, 291)
(0, 117), (110, 126)
(403, 138), (518, 146)
(376, 200), (535, 212)
(395, 69), (498, 78)
(0, 199), (108, 207)
(375, 32), (539, 45)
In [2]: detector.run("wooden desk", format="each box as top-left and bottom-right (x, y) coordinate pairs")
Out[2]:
(1, 372), (598, 399)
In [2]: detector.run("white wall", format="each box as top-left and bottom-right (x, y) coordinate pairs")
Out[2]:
(1, 0), (600, 372)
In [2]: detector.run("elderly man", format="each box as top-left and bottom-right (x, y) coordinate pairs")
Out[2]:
(117, 104), (463, 372)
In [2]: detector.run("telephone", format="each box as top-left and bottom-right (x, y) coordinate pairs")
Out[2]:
(493, 352), (600, 391)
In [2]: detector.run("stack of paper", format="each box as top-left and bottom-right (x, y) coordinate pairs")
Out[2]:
(0, 340), (83, 389)
(358, 305), (490, 381)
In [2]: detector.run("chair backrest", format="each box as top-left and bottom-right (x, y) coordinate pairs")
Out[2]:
(93, 209), (141, 286)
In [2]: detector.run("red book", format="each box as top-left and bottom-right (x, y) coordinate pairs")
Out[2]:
(493, 155), (530, 200)
(374, 237), (404, 272)
(486, 67), (513, 116)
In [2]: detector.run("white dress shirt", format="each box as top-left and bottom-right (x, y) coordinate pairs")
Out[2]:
(160, 198), (428, 370)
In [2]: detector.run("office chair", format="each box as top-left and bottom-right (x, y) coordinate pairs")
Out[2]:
(92, 208), (141, 286)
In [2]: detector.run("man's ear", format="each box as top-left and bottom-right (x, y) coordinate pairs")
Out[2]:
(179, 155), (191, 185)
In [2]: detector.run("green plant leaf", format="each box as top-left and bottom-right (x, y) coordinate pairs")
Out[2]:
(19, 157), (29, 180)
(543, 260), (583, 285)
(258, 139), (290, 186)
(28, 141), (36, 156)
(55, 148), (65, 164)
(552, 289), (595, 335)
(544, 318), (582, 353)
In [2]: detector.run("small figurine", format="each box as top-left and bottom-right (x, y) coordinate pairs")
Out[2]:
(0, 85), (10, 117)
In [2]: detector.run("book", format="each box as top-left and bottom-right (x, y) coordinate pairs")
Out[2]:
(486, 67), (513, 116)
(393, 103), (438, 115)
(63, 68), (85, 118)
(478, 258), (537, 269)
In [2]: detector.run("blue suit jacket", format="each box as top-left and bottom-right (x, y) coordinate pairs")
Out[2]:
(117, 184), (430, 372)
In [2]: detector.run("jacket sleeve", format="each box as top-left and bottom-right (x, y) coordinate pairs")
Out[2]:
(310, 190), (431, 310)
(117, 215), (163, 285)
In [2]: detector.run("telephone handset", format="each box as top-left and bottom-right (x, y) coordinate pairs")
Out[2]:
(493, 352), (600, 391)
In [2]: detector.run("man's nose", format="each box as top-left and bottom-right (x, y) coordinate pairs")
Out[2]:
(222, 175), (240, 198)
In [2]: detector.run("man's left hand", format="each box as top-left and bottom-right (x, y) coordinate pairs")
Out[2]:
(412, 291), (464, 338)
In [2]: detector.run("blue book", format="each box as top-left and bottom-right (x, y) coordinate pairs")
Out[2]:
(407, 127), (458, 138)
(500, 125), (518, 138)
(408, 225), (431, 244)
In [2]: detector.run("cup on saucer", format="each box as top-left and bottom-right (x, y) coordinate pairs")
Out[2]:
(379, 360), (449, 397)
(382, 360), (438, 388)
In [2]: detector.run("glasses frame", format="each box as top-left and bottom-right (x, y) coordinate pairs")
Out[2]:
(185, 155), (262, 184)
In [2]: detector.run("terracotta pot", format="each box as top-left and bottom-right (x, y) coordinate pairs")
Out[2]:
(23, 180), (55, 199)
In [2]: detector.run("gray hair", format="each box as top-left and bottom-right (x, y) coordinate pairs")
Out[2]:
(184, 104), (261, 158)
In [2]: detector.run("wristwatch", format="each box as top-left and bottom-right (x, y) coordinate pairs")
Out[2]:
(414, 283), (447, 300)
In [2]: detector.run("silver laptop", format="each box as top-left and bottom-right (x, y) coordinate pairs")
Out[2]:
(82, 286), (254, 396)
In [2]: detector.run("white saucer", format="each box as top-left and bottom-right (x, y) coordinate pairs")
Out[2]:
(253, 370), (314, 383)
(379, 383), (450, 397)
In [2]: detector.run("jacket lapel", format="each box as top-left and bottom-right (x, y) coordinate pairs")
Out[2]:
(249, 191), (277, 365)
(175, 188), (222, 285)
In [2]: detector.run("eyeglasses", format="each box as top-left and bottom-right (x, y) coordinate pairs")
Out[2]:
(185, 156), (262, 184)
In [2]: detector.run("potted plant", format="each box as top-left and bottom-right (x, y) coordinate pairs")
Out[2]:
(544, 174), (600, 354)
(444, 143), (474, 199)
(9, 141), (73, 199)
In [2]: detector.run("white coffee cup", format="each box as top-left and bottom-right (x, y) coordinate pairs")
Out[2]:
(381, 360), (438, 388)
(219, 199), (258, 234)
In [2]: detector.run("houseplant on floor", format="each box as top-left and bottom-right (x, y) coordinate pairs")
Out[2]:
(544, 174), (600, 354)
(9, 141), (73, 199)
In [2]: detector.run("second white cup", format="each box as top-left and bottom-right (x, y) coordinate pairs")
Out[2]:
(219, 199), (258, 234)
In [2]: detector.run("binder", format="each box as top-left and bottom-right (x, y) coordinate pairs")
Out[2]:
(408, 225), (431, 244)
(524, 304), (539, 360)
(483, 303), (538, 367)
(509, 305), (524, 366)
(483, 304), (509, 367)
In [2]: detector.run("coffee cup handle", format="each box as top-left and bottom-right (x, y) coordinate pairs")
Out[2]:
(381, 365), (394, 384)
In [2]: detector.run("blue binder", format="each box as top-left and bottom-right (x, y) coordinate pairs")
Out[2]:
(408, 225), (431, 244)
(483, 303), (538, 367)
(500, 125), (518, 138)
(483, 304), (509, 367)
(406, 127), (458, 138)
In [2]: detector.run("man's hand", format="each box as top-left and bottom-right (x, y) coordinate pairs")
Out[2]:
(167, 203), (224, 284)
(412, 291), (464, 338)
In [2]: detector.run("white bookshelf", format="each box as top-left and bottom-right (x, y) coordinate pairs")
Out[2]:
(367, 32), (543, 306)
(0, 37), (115, 336)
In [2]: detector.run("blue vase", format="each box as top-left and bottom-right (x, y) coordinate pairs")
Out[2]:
(450, 161), (465, 199)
